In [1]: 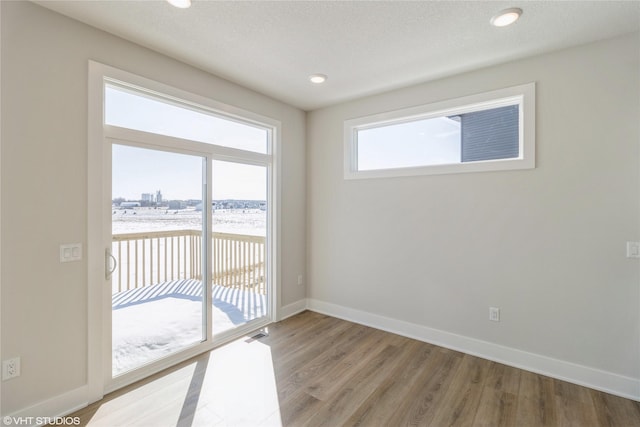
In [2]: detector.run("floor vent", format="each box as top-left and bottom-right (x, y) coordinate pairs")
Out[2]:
(245, 332), (268, 342)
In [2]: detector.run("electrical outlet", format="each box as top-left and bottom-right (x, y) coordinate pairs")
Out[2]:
(627, 241), (640, 258)
(297, 274), (303, 286)
(2, 357), (21, 380)
(489, 307), (500, 322)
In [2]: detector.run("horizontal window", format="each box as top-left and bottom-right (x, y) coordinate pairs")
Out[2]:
(105, 83), (269, 154)
(344, 83), (535, 179)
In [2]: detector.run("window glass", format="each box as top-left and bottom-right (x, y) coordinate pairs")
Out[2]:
(105, 84), (268, 154)
(356, 105), (519, 171)
(345, 83), (534, 179)
(357, 116), (461, 171)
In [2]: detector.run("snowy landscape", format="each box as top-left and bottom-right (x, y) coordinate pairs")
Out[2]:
(112, 205), (266, 236)
(111, 205), (267, 376)
(112, 279), (267, 375)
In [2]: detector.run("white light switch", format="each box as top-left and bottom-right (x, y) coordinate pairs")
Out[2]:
(627, 242), (640, 258)
(60, 243), (82, 262)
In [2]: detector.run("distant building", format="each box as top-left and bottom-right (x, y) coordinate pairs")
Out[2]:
(120, 201), (141, 208)
(156, 190), (163, 204)
(168, 200), (187, 210)
(141, 193), (154, 203)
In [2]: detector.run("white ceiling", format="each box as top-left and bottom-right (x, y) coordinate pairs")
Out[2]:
(35, 0), (640, 111)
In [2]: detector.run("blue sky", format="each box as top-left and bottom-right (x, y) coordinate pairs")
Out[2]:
(357, 116), (461, 171)
(107, 86), (267, 201)
(112, 144), (266, 201)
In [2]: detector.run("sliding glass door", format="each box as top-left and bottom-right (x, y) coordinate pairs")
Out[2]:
(111, 144), (207, 376)
(95, 69), (276, 390)
(211, 160), (268, 336)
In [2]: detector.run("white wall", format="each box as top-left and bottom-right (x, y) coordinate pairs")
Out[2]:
(307, 33), (640, 398)
(0, 1), (306, 415)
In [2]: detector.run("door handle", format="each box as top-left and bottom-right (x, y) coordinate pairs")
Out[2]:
(105, 248), (117, 280)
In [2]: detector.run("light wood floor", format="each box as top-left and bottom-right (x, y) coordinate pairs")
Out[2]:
(68, 311), (640, 426)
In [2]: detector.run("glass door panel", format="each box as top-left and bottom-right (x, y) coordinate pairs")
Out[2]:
(111, 144), (206, 376)
(212, 160), (268, 335)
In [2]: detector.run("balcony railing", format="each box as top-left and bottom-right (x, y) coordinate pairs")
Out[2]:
(112, 230), (266, 295)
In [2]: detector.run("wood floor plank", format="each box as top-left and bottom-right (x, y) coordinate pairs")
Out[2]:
(515, 370), (559, 426)
(271, 321), (354, 383)
(429, 353), (492, 427)
(303, 340), (412, 427)
(472, 362), (521, 426)
(342, 339), (440, 427)
(589, 388), (640, 427)
(386, 347), (464, 426)
(300, 327), (395, 402)
(553, 379), (600, 426)
(56, 311), (640, 427)
(275, 322), (374, 402)
(268, 314), (349, 367)
(278, 390), (323, 427)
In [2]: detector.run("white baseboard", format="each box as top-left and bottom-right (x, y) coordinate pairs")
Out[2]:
(278, 299), (308, 320)
(307, 298), (640, 401)
(3, 385), (88, 427)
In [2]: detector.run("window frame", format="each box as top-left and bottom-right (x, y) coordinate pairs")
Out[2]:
(344, 82), (535, 179)
(87, 61), (281, 400)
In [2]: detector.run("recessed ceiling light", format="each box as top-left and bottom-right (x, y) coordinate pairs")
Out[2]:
(309, 74), (328, 84)
(490, 8), (522, 27)
(166, 0), (192, 9)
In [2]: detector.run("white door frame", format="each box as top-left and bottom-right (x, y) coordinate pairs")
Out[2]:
(87, 61), (280, 400)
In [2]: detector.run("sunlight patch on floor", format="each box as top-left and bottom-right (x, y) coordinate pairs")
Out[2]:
(199, 339), (283, 426)
(87, 335), (282, 426)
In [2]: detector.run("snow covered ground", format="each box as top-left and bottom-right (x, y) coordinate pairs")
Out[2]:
(112, 207), (266, 236)
(110, 207), (267, 376)
(112, 279), (267, 376)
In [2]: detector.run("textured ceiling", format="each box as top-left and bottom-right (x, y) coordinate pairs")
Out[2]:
(35, 0), (640, 111)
